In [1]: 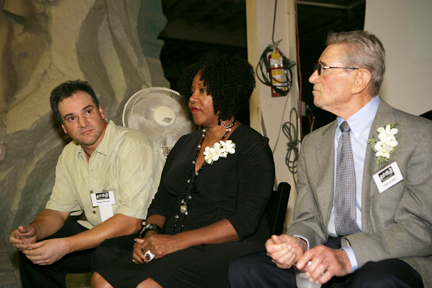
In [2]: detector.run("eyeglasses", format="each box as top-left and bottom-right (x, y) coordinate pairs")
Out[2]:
(314, 61), (359, 75)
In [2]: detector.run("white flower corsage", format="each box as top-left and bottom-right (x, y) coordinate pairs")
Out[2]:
(368, 124), (399, 164)
(203, 140), (236, 164)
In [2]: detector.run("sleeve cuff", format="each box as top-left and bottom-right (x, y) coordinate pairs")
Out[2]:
(294, 235), (310, 250)
(341, 246), (358, 272)
(293, 235), (357, 272)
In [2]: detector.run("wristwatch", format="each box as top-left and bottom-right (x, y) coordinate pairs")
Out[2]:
(139, 223), (162, 238)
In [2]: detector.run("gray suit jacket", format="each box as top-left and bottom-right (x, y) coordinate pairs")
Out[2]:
(287, 99), (432, 287)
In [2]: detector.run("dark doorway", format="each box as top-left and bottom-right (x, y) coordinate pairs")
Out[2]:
(158, 0), (366, 132)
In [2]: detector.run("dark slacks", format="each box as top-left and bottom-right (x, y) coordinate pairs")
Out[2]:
(229, 237), (424, 288)
(19, 222), (93, 288)
(91, 232), (138, 271)
(18, 222), (136, 288)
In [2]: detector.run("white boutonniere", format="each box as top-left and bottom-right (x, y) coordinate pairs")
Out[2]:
(368, 124), (399, 164)
(203, 140), (236, 164)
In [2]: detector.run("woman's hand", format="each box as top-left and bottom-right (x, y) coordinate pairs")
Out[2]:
(131, 218), (239, 264)
(132, 233), (182, 264)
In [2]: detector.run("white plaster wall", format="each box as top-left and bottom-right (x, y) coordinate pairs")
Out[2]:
(247, 0), (299, 228)
(365, 0), (432, 115)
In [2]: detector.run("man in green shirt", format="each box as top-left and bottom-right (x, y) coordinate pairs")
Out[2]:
(9, 80), (165, 288)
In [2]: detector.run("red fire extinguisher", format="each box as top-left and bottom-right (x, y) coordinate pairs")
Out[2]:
(268, 48), (286, 97)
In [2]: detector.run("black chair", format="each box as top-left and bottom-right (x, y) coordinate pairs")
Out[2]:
(265, 182), (291, 235)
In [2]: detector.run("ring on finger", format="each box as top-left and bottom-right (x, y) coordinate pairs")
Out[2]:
(144, 250), (155, 262)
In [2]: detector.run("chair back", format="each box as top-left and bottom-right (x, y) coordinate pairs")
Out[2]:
(265, 182), (291, 235)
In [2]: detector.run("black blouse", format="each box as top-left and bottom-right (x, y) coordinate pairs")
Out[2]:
(147, 124), (275, 243)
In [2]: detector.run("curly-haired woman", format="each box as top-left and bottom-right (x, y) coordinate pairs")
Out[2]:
(91, 52), (275, 288)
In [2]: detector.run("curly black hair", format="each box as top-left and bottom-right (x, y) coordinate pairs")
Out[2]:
(177, 51), (255, 122)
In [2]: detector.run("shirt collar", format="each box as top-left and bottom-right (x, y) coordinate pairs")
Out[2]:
(337, 96), (381, 138)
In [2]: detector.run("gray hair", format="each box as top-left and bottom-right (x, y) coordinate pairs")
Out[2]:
(327, 31), (385, 96)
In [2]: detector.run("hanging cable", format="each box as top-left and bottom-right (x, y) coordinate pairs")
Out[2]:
(282, 108), (300, 176)
(271, 0), (278, 46)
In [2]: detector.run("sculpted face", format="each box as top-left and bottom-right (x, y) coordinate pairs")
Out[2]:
(188, 71), (218, 128)
(58, 90), (106, 156)
(309, 43), (357, 115)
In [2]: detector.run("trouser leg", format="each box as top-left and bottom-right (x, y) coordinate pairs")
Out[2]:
(229, 237), (423, 288)
(92, 232), (138, 271)
(323, 238), (423, 288)
(228, 238), (344, 288)
(229, 251), (297, 288)
(19, 222), (95, 288)
(349, 259), (424, 288)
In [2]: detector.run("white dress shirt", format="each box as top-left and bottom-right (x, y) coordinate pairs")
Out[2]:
(329, 95), (380, 271)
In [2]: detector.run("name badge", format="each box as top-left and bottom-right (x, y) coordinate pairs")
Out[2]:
(373, 162), (403, 193)
(91, 191), (115, 206)
(91, 191), (115, 222)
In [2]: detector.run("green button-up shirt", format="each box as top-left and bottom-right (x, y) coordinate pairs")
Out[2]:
(46, 121), (165, 229)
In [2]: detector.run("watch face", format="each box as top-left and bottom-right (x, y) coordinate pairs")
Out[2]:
(145, 224), (161, 233)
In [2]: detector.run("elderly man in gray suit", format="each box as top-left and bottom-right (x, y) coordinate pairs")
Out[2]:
(229, 30), (432, 288)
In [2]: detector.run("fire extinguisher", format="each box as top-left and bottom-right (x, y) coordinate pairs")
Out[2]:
(268, 48), (286, 97)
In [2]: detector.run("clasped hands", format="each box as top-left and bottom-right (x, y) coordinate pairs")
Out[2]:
(266, 234), (352, 285)
(132, 233), (180, 264)
(9, 225), (68, 265)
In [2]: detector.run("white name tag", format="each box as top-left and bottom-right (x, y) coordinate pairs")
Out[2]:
(91, 191), (115, 222)
(373, 162), (403, 193)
